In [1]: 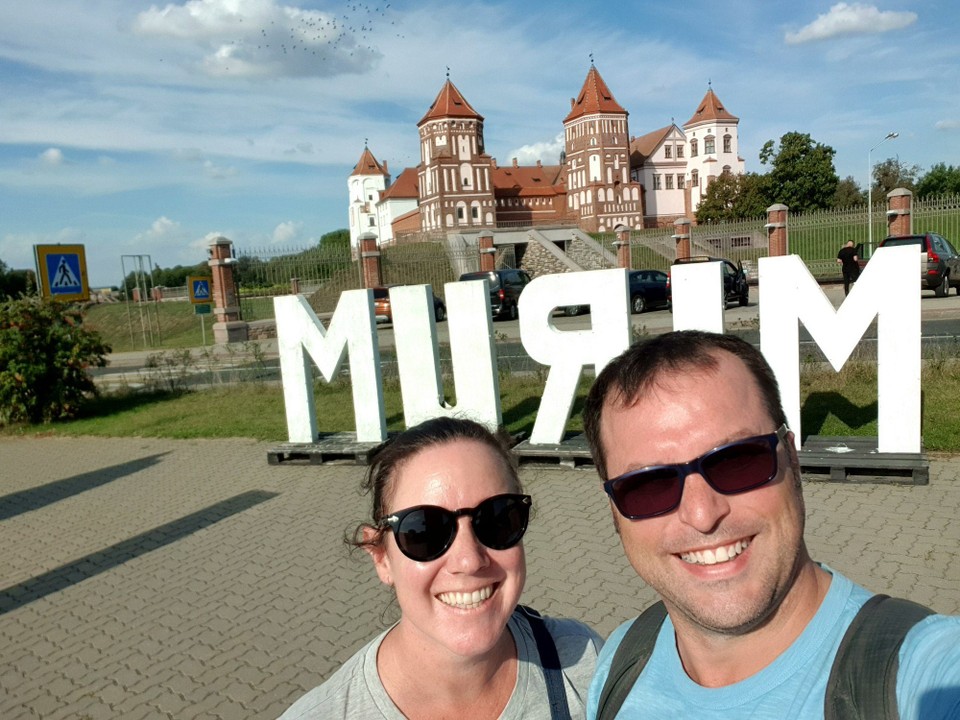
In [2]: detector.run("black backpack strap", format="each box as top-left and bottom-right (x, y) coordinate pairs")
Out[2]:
(517, 605), (572, 720)
(825, 594), (934, 720)
(596, 601), (668, 720)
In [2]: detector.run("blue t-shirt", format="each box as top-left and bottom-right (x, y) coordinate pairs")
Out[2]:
(587, 569), (960, 719)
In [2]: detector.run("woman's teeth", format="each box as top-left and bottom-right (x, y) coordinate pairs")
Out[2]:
(437, 586), (493, 609)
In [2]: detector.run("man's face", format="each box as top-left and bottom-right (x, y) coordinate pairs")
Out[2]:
(599, 351), (807, 636)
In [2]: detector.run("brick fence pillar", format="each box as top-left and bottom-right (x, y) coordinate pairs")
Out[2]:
(886, 188), (913, 238)
(766, 204), (789, 257)
(613, 224), (632, 269)
(478, 230), (496, 272)
(672, 218), (691, 259)
(359, 232), (382, 288)
(208, 236), (248, 343)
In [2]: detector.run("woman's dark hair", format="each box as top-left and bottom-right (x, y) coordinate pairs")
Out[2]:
(348, 416), (520, 551)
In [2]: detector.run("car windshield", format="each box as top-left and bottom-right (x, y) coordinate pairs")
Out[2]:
(461, 272), (500, 289)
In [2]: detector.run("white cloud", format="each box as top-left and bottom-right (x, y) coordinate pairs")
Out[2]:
(139, 216), (183, 242)
(509, 133), (565, 166)
(39, 148), (64, 165)
(785, 3), (917, 44)
(271, 220), (302, 245)
(935, 119), (960, 131)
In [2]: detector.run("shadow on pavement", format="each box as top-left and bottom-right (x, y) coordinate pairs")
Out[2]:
(0, 453), (170, 521)
(0, 490), (278, 616)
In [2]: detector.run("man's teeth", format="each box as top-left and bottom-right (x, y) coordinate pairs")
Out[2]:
(438, 586), (493, 609)
(680, 539), (750, 566)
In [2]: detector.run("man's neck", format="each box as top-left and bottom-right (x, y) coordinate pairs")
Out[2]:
(671, 561), (833, 687)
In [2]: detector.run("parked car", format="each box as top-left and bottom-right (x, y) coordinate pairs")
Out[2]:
(878, 233), (960, 297)
(628, 269), (671, 314)
(457, 268), (532, 320)
(371, 285), (447, 324)
(668, 255), (749, 307)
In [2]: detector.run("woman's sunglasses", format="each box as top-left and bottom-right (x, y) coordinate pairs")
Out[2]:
(380, 493), (532, 562)
(604, 425), (790, 520)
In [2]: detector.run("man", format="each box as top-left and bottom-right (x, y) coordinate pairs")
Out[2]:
(836, 240), (861, 296)
(582, 330), (959, 719)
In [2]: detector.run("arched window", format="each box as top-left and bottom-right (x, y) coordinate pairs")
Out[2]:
(705, 136), (716, 154)
(690, 138), (698, 157)
(691, 170), (699, 187)
(723, 134), (732, 153)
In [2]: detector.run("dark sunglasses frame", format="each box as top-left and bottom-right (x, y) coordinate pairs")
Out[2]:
(380, 493), (532, 562)
(604, 425), (790, 520)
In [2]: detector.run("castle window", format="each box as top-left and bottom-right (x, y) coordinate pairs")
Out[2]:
(471, 206), (479, 219)
(457, 207), (464, 220)
(691, 170), (699, 187)
(368, 217), (375, 226)
(664, 145), (672, 159)
(677, 174), (685, 189)
(665, 174), (674, 189)
(653, 174), (662, 190)
(723, 134), (732, 153)
(690, 139), (698, 157)
(705, 136), (716, 154)
(677, 145), (684, 158)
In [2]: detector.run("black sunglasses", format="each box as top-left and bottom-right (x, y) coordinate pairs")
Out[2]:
(604, 425), (790, 520)
(380, 493), (532, 562)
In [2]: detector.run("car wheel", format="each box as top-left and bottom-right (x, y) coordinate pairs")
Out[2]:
(631, 295), (646, 314)
(739, 291), (749, 307)
(935, 273), (949, 297)
(509, 303), (518, 321)
(435, 305), (446, 322)
(563, 305), (582, 317)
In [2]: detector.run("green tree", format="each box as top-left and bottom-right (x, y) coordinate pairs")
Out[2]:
(832, 176), (866, 208)
(696, 172), (769, 223)
(872, 157), (919, 197)
(916, 163), (960, 198)
(320, 228), (350, 249)
(759, 132), (839, 213)
(0, 260), (32, 299)
(0, 297), (111, 424)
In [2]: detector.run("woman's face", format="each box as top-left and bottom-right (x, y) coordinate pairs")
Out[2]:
(368, 438), (526, 660)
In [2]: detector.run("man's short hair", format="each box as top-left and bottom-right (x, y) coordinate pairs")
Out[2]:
(583, 330), (788, 480)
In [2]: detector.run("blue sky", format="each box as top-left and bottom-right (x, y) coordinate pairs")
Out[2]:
(1, 1), (958, 287)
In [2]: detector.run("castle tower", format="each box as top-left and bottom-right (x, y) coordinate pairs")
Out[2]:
(683, 86), (744, 213)
(417, 77), (496, 231)
(562, 64), (644, 232)
(348, 145), (390, 247)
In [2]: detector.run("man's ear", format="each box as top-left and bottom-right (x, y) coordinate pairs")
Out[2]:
(363, 526), (393, 586)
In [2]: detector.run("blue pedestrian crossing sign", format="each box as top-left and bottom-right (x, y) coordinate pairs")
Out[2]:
(188, 276), (213, 304)
(35, 244), (89, 302)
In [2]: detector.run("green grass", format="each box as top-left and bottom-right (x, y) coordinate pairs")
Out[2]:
(7, 361), (960, 452)
(82, 301), (208, 352)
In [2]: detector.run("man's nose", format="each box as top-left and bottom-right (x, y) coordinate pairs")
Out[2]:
(675, 474), (732, 533)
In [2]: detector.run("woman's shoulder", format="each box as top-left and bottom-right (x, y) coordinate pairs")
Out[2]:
(512, 607), (604, 656)
(277, 634), (387, 720)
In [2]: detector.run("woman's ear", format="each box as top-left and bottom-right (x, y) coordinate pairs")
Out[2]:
(363, 526), (393, 586)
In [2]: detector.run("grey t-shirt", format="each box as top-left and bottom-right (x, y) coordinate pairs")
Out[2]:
(278, 610), (603, 719)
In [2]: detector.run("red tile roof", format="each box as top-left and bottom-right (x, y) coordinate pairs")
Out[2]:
(350, 146), (388, 176)
(379, 167), (419, 200)
(418, 79), (483, 125)
(564, 65), (627, 122)
(684, 88), (738, 126)
(629, 125), (674, 162)
(492, 164), (564, 197)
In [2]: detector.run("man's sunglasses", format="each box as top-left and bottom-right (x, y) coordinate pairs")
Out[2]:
(380, 493), (532, 562)
(604, 425), (790, 520)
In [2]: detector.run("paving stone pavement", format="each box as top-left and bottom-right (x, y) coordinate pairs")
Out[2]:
(1, 436), (958, 719)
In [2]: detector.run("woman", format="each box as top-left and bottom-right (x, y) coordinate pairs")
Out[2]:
(279, 416), (602, 719)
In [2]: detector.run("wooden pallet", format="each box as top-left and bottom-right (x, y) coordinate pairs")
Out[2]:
(512, 433), (596, 469)
(267, 433), (383, 465)
(798, 436), (929, 485)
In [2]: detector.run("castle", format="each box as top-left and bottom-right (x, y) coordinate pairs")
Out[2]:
(348, 64), (744, 246)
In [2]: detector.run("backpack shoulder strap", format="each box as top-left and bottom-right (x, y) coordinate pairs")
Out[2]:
(825, 594), (934, 720)
(596, 601), (668, 720)
(516, 605), (572, 720)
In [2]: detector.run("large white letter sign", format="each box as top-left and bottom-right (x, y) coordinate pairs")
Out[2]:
(671, 261), (725, 332)
(520, 268), (632, 444)
(274, 292), (386, 443)
(758, 247), (920, 452)
(391, 282), (502, 430)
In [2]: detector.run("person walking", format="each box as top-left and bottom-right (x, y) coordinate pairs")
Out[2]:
(836, 241), (861, 296)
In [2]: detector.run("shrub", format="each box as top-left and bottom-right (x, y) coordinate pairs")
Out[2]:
(0, 297), (111, 424)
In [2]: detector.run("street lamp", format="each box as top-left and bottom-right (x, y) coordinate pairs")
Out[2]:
(867, 131), (899, 253)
